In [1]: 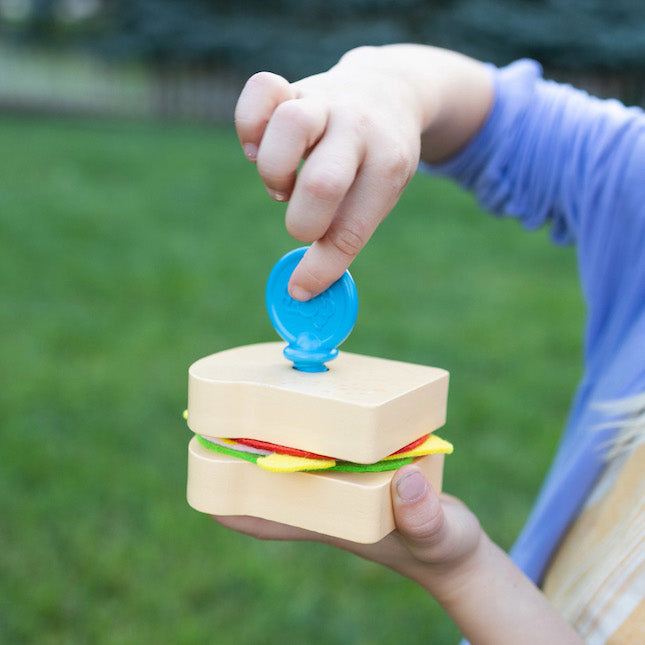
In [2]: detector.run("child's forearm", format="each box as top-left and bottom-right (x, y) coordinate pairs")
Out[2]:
(423, 534), (583, 645)
(417, 47), (494, 164)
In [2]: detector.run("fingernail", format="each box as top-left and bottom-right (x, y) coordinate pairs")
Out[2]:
(268, 189), (288, 202)
(288, 284), (312, 302)
(243, 143), (258, 161)
(396, 471), (427, 502)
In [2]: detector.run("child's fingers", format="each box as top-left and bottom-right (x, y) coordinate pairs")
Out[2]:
(256, 98), (329, 202)
(287, 143), (415, 300)
(234, 72), (295, 161)
(212, 514), (329, 543)
(284, 114), (366, 242)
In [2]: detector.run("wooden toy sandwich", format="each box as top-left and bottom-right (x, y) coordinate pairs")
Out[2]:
(185, 249), (451, 544)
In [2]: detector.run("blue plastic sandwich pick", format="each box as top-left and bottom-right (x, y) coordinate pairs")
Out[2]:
(266, 247), (358, 372)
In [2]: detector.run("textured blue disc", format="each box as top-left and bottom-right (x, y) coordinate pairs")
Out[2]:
(266, 247), (358, 372)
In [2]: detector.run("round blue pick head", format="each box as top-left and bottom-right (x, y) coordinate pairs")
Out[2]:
(266, 247), (358, 372)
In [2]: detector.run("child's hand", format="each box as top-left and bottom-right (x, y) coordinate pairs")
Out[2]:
(235, 47), (428, 301)
(213, 464), (483, 603)
(213, 465), (584, 644)
(235, 45), (493, 300)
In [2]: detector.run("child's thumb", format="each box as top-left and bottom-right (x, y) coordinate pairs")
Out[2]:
(391, 465), (448, 556)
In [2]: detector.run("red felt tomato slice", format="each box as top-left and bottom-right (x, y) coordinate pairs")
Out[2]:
(233, 433), (432, 461)
(233, 437), (332, 460)
(390, 434), (430, 455)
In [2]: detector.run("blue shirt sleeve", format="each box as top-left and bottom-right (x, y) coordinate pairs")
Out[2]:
(423, 60), (645, 589)
(423, 59), (645, 247)
(427, 58), (645, 391)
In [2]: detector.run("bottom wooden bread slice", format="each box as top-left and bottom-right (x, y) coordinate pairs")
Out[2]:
(186, 436), (445, 544)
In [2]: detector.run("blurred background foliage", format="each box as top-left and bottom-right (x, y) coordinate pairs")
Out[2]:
(1, 0), (645, 120)
(0, 1), (634, 643)
(4, 0), (645, 76)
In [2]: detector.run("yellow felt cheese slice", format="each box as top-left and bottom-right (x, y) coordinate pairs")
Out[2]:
(257, 453), (336, 473)
(254, 434), (453, 472)
(384, 434), (454, 460)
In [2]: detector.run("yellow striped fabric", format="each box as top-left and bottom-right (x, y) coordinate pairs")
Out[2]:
(542, 440), (645, 643)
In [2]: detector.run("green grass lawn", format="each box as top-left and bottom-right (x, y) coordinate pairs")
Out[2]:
(0, 115), (584, 644)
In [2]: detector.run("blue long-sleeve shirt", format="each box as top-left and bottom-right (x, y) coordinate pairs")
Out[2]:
(425, 59), (645, 584)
